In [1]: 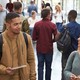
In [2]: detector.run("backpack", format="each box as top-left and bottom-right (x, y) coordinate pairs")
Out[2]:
(0, 32), (28, 60)
(57, 27), (71, 52)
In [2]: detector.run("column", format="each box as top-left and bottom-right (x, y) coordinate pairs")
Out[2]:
(37, 0), (42, 13)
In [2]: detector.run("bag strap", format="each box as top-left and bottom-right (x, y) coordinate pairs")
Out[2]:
(23, 32), (28, 48)
(0, 34), (3, 60)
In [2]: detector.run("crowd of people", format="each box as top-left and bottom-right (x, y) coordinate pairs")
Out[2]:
(0, 0), (80, 80)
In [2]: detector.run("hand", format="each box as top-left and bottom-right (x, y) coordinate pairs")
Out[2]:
(77, 76), (80, 80)
(6, 67), (15, 75)
(70, 74), (77, 80)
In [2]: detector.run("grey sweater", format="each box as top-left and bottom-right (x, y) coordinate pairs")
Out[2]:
(64, 51), (80, 80)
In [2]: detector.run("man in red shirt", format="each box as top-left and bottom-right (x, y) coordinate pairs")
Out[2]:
(32, 8), (60, 80)
(6, 0), (13, 12)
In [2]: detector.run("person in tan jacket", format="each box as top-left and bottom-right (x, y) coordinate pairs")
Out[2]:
(0, 12), (36, 80)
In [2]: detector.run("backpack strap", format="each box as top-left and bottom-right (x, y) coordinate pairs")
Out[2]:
(23, 32), (28, 48)
(0, 34), (3, 60)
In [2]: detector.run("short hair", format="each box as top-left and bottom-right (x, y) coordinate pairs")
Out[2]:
(41, 8), (50, 19)
(68, 10), (77, 19)
(13, 2), (22, 10)
(30, 1), (34, 4)
(31, 10), (36, 15)
(5, 12), (20, 22)
(45, 3), (50, 7)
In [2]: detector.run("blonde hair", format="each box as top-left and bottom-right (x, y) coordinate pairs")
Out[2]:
(55, 4), (62, 13)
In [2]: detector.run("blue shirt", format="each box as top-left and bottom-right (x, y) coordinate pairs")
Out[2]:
(60, 21), (80, 50)
(28, 4), (37, 17)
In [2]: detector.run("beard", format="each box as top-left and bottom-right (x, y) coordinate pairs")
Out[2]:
(12, 30), (20, 35)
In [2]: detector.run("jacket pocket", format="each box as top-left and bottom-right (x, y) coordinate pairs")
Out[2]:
(0, 74), (10, 80)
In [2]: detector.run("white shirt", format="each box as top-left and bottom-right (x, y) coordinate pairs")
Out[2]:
(28, 17), (38, 28)
(54, 11), (66, 23)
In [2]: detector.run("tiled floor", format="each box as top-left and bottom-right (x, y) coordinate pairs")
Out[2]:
(33, 42), (62, 80)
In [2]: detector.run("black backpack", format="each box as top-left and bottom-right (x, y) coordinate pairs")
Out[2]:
(0, 32), (28, 60)
(57, 27), (71, 52)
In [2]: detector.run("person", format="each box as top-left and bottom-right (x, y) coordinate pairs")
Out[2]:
(32, 8), (60, 80)
(0, 12), (36, 80)
(6, 0), (13, 12)
(21, 17), (30, 34)
(3, 2), (25, 32)
(20, 0), (25, 16)
(64, 37), (80, 80)
(13, 1), (29, 34)
(45, 3), (53, 21)
(59, 10), (80, 80)
(54, 4), (66, 31)
(41, 1), (45, 9)
(13, 1), (25, 21)
(27, 0), (37, 17)
(0, 4), (8, 33)
(28, 10), (38, 37)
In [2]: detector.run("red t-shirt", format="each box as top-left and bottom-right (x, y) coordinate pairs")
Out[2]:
(32, 18), (57, 53)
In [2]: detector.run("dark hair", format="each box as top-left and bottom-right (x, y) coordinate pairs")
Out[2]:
(30, 1), (34, 4)
(5, 12), (20, 22)
(45, 3), (52, 11)
(41, 8), (50, 19)
(68, 10), (77, 19)
(45, 3), (50, 7)
(13, 2), (22, 10)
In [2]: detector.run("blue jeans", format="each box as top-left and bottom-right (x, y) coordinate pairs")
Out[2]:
(37, 52), (53, 80)
(56, 23), (62, 31)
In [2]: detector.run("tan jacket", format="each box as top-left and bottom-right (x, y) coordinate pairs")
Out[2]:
(0, 31), (36, 80)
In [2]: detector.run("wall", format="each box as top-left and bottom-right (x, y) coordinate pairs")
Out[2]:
(0, 0), (8, 7)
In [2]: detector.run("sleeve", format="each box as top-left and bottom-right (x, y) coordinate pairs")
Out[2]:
(27, 34), (36, 80)
(0, 35), (7, 74)
(0, 63), (7, 74)
(64, 51), (76, 80)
